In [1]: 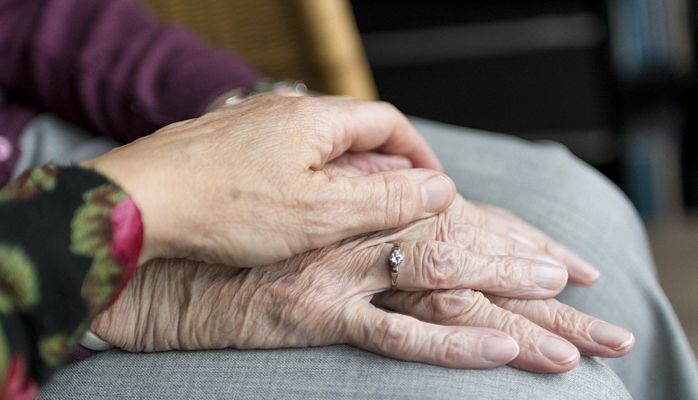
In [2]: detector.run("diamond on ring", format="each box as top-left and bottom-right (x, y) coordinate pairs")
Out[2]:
(389, 244), (402, 291)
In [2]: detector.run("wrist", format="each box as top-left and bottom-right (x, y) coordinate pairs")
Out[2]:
(78, 158), (152, 265)
(204, 79), (308, 113)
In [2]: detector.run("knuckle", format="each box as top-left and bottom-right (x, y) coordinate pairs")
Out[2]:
(549, 305), (586, 335)
(497, 312), (532, 338)
(428, 290), (490, 324)
(441, 331), (471, 364)
(418, 243), (459, 287)
(478, 297), (530, 333)
(373, 317), (413, 355)
(491, 257), (527, 291)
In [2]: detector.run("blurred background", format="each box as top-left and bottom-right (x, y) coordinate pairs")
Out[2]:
(347, 0), (698, 357)
(141, 0), (697, 357)
(349, 0), (696, 221)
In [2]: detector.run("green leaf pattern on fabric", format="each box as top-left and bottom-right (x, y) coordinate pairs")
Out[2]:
(82, 256), (126, 316)
(0, 321), (9, 384)
(0, 165), (142, 393)
(69, 321), (88, 348)
(70, 185), (126, 258)
(0, 165), (59, 203)
(70, 185), (127, 316)
(0, 244), (40, 314)
(38, 334), (69, 368)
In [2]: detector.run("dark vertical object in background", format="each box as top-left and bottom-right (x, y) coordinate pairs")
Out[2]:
(686, 5), (698, 208)
(351, 0), (698, 213)
(350, 0), (621, 180)
(684, 102), (698, 207)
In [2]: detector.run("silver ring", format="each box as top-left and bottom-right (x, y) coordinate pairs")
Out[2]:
(389, 244), (403, 291)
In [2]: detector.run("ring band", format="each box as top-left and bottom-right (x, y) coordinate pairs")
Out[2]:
(389, 244), (403, 291)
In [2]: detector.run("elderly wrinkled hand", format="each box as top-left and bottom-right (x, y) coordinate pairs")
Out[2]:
(90, 192), (633, 373)
(329, 151), (601, 286)
(81, 95), (455, 267)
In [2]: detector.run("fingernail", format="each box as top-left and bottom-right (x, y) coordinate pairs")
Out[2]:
(533, 264), (568, 290)
(568, 254), (600, 282)
(589, 321), (634, 350)
(421, 175), (454, 213)
(538, 336), (578, 364)
(481, 336), (520, 363)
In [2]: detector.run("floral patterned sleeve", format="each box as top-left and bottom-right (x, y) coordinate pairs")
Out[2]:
(0, 165), (143, 400)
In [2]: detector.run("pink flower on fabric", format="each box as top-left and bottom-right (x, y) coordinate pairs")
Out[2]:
(71, 186), (142, 314)
(0, 355), (39, 400)
(105, 195), (143, 308)
(109, 195), (143, 268)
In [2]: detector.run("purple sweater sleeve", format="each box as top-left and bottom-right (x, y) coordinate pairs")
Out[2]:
(0, 0), (260, 184)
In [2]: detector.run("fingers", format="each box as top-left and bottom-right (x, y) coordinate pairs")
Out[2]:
(373, 290), (582, 373)
(345, 303), (519, 368)
(332, 152), (413, 174)
(374, 241), (567, 298)
(315, 169), (456, 241)
(437, 217), (564, 264)
(316, 98), (443, 171)
(486, 295), (634, 358)
(465, 201), (600, 286)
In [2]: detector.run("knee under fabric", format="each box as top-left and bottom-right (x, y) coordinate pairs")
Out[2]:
(24, 114), (698, 400)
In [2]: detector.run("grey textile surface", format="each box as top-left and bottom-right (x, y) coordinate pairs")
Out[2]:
(12, 114), (120, 179)
(15, 114), (696, 399)
(41, 347), (627, 400)
(410, 117), (698, 400)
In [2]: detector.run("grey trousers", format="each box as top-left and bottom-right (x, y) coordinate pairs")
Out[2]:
(17, 115), (697, 399)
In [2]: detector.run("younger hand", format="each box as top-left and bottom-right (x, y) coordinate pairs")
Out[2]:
(82, 95), (454, 267)
(90, 156), (625, 374)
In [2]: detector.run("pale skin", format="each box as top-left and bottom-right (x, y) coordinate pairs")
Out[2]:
(84, 94), (601, 284)
(91, 195), (634, 374)
(82, 95), (457, 267)
(90, 153), (634, 374)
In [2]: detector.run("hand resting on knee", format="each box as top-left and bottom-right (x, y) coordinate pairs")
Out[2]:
(91, 155), (634, 374)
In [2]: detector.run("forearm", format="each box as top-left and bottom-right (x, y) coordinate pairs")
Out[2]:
(0, 0), (260, 142)
(0, 165), (143, 398)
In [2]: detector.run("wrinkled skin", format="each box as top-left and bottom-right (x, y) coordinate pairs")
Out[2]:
(91, 138), (632, 374)
(92, 194), (634, 374)
(83, 95), (455, 267)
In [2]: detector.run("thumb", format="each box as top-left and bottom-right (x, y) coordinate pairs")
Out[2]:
(322, 168), (456, 238)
